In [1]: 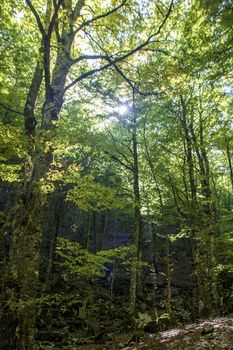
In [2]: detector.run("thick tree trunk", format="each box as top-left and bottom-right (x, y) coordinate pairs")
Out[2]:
(3, 28), (75, 350)
(0, 16), (48, 350)
(41, 191), (64, 292)
(24, 60), (43, 138)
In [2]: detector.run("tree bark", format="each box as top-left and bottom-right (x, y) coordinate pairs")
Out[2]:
(129, 90), (143, 316)
(226, 142), (233, 191)
(181, 95), (218, 317)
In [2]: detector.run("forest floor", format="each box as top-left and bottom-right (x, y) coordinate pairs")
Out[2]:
(41, 316), (233, 350)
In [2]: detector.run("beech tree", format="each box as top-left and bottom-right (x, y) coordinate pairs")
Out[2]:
(0, 1), (174, 349)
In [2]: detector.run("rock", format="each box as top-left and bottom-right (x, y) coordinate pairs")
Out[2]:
(201, 324), (214, 336)
(144, 321), (158, 333)
(128, 331), (144, 345)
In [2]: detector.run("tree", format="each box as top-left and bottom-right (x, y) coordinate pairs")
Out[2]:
(0, 1), (173, 349)
(1, 1), (232, 348)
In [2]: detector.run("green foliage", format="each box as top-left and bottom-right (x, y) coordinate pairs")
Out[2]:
(215, 264), (233, 274)
(56, 237), (134, 280)
(0, 123), (25, 182)
(0, 1), (233, 345)
(66, 174), (126, 212)
(56, 238), (110, 279)
(45, 163), (126, 211)
(136, 312), (152, 328)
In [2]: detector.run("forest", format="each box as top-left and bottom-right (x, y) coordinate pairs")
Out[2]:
(0, 0), (232, 349)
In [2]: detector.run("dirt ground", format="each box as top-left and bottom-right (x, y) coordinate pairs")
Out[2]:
(122, 317), (233, 350)
(40, 317), (233, 350)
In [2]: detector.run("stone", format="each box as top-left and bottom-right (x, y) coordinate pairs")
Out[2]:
(144, 321), (158, 333)
(201, 324), (214, 336)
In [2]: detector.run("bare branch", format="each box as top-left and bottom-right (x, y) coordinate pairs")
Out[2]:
(157, 0), (169, 11)
(108, 62), (162, 97)
(155, 4), (165, 17)
(64, 63), (113, 92)
(51, 0), (62, 42)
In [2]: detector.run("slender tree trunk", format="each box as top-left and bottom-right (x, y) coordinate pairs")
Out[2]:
(99, 213), (108, 250)
(179, 96), (211, 316)
(197, 111), (218, 312)
(180, 95), (197, 206)
(129, 90), (143, 316)
(93, 211), (97, 253)
(110, 267), (115, 301)
(143, 110), (173, 314)
(86, 212), (92, 251)
(184, 98), (218, 316)
(165, 237), (172, 315)
(226, 142), (233, 191)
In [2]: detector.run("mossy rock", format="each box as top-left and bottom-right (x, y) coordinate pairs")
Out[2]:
(201, 324), (214, 335)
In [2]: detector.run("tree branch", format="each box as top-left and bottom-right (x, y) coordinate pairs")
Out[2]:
(109, 62), (162, 97)
(78, 31), (161, 96)
(52, 0), (62, 42)
(26, 0), (47, 39)
(104, 150), (133, 172)
(106, 127), (134, 169)
(64, 0), (173, 93)
(74, 0), (127, 34)
(71, 52), (135, 89)
(111, 62), (135, 90)
(48, 0), (63, 38)
(71, 54), (111, 65)
(72, 0), (85, 22)
(0, 103), (24, 116)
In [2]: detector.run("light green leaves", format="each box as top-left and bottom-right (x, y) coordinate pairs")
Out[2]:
(0, 123), (25, 182)
(56, 237), (134, 279)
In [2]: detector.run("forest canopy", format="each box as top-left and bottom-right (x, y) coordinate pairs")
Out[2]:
(0, 1), (232, 349)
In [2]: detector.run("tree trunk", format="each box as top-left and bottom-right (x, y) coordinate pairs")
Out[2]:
(129, 91), (143, 316)
(24, 60), (43, 138)
(0, 4), (52, 347)
(165, 237), (172, 315)
(41, 190), (64, 292)
(226, 142), (233, 191)
(3, 19), (76, 349)
(180, 95), (197, 206)
(184, 98), (218, 316)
